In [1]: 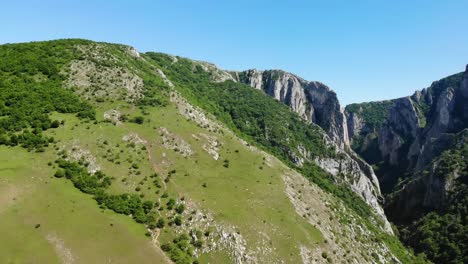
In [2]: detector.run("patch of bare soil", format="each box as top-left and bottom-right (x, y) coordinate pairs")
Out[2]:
(46, 233), (75, 264)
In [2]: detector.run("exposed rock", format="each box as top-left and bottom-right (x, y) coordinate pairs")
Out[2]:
(103, 109), (122, 125)
(158, 127), (193, 157)
(283, 170), (399, 263)
(66, 59), (144, 102)
(170, 199), (258, 263)
(237, 70), (349, 149)
(170, 91), (221, 132)
(193, 65), (389, 229)
(64, 144), (100, 173)
(155, 68), (175, 88)
(195, 61), (237, 82)
(287, 130), (392, 233)
(122, 133), (147, 145)
(414, 87), (456, 171)
(346, 110), (366, 139)
(46, 233), (75, 264)
(194, 133), (221, 160)
(386, 129), (467, 222)
(314, 147), (393, 234)
(126, 46), (140, 58)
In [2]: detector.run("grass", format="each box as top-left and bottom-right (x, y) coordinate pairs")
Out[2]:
(0, 146), (169, 263)
(44, 100), (324, 263)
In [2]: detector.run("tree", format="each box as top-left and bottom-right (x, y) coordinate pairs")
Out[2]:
(133, 209), (147, 223)
(142, 201), (154, 213)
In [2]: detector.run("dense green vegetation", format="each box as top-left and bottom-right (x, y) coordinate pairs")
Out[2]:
(161, 234), (198, 264)
(0, 40), (95, 151)
(346, 100), (394, 130)
(401, 132), (468, 264)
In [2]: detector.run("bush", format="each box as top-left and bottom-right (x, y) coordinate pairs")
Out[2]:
(174, 215), (183, 226)
(166, 198), (176, 210)
(132, 116), (144, 124)
(175, 204), (185, 214)
(160, 234), (197, 264)
(156, 218), (166, 228)
(51, 120), (60, 128)
(54, 169), (65, 178)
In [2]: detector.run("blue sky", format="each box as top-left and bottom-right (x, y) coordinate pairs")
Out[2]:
(2, 0), (467, 105)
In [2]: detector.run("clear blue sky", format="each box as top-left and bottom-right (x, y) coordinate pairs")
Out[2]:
(2, 0), (467, 105)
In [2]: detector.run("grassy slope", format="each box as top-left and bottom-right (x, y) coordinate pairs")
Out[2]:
(0, 146), (168, 263)
(44, 98), (323, 263)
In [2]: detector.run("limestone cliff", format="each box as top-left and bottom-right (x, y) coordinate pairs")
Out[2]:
(236, 69), (350, 149)
(346, 65), (468, 223)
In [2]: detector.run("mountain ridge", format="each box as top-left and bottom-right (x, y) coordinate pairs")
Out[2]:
(1, 38), (459, 263)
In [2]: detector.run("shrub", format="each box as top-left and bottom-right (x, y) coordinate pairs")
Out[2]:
(156, 218), (166, 228)
(166, 198), (176, 210)
(175, 204), (185, 214)
(51, 120), (60, 128)
(54, 169), (65, 178)
(132, 116), (144, 124)
(174, 215), (183, 226)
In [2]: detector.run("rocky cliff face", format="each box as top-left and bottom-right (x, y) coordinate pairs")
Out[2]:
(386, 128), (467, 223)
(346, 65), (468, 223)
(235, 69), (350, 149)
(230, 69), (394, 231)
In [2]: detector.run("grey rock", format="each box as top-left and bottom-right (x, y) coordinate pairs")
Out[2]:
(238, 70), (350, 148)
(346, 65), (468, 223)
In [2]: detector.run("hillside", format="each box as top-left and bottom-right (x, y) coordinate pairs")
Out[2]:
(0, 39), (425, 263)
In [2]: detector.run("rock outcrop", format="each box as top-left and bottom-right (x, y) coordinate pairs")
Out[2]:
(236, 70), (350, 149)
(345, 65), (468, 223)
(385, 129), (467, 222)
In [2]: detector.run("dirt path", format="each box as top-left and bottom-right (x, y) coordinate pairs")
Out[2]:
(149, 229), (173, 264)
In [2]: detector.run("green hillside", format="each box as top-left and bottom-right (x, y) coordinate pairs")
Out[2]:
(0, 39), (425, 263)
